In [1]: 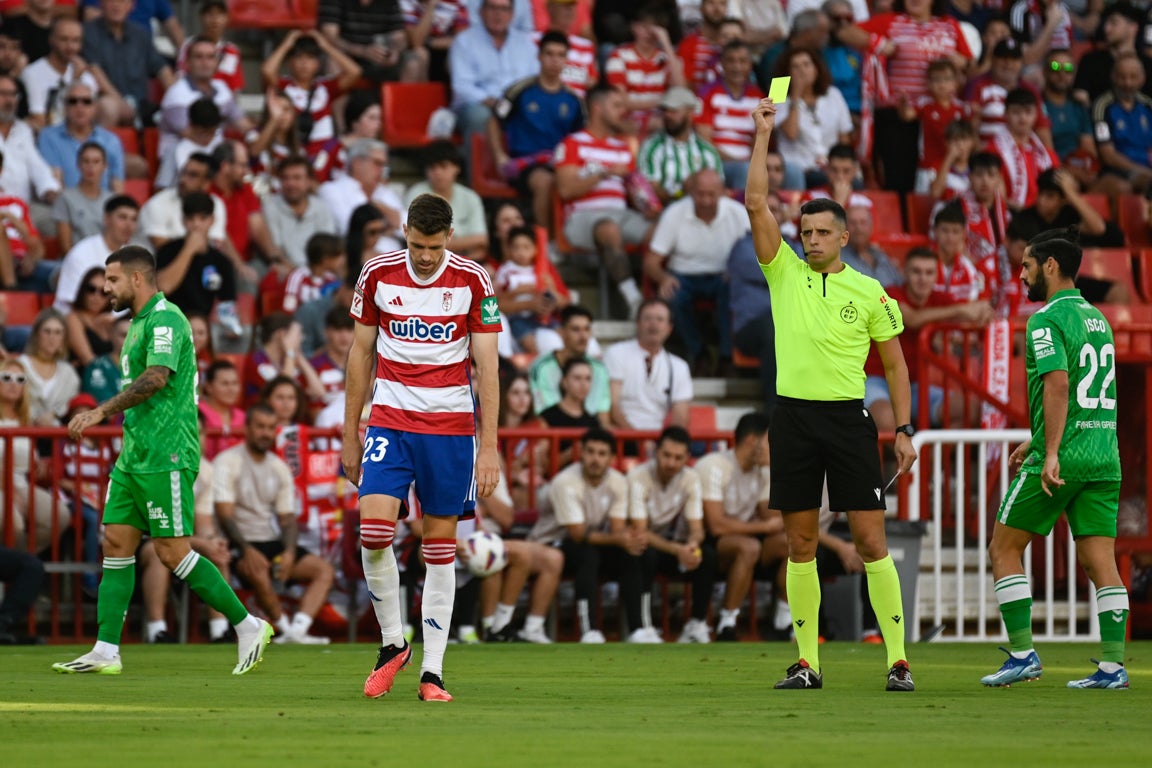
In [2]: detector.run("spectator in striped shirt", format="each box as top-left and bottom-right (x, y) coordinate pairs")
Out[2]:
(401, 0), (469, 84)
(695, 40), (763, 192)
(638, 86), (724, 203)
(604, 2), (686, 134)
(536, 0), (598, 98)
(1007, 0), (1074, 68)
(282, 233), (346, 314)
(677, 0), (727, 91)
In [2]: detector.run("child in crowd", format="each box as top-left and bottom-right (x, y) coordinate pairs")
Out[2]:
(495, 226), (568, 355)
(929, 119), (979, 201)
(901, 58), (974, 195)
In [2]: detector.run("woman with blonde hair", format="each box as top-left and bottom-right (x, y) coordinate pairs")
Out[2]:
(19, 307), (81, 426)
(0, 358), (69, 551)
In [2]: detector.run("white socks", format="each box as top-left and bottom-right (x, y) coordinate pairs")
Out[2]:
(420, 561), (456, 677)
(362, 546), (405, 647)
(492, 603), (515, 633)
(718, 608), (739, 630)
(146, 620), (168, 642)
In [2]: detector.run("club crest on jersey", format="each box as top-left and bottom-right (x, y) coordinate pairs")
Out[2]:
(389, 316), (458, 341)
(481, 296), (501, 325)
(443, 290), (453, 313)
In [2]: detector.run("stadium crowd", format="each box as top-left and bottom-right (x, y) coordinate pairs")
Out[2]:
(1, 0), (1152, 645)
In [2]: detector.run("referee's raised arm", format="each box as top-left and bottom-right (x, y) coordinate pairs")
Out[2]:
(745, 98), (783, 266)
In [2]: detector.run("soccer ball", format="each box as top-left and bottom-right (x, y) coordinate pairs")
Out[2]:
(464, 531), (508, 577)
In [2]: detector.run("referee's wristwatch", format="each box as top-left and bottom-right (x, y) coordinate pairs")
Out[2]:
(895, 424), (916, 438)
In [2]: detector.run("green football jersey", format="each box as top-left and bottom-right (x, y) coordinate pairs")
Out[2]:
(115, 292), (200, 474)
(1023, 289), (1121, 481)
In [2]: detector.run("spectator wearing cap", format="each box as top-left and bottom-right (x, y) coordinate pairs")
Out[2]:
(1073, 1), (1152, 107)
(1091, 52), (1152, 196)
(965, 38), (1053, 148)
(1043, 48), (1096, 170)
(404, 140), (488, 260)
(81, 0), (175, 127)
(985, 87), (1058, 211)
(449, 0), (540, 172)
(641, 168), (746, 373)
(154, 191), (237, 318)
(176, 0), (245, 93)
(1006, 0), (1073, 68)
(489, 30), (584, 235)
(694, 40), (763, 192)
(638, 86), (723, 204)
(317, 138), (405, 241)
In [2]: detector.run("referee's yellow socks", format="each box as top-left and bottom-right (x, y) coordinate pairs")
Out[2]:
(786, 558), (821, 673)
(865, 555), (907, 667)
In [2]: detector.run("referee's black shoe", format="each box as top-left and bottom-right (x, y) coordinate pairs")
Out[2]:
(886, 660), (915, 691)
(774, 659), (822, 689)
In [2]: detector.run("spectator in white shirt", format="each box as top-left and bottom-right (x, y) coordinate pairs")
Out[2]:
(603, 299), (693, 433)
(0, 74), (61, 229)
(53, 193), (138, 313)
(19, 17), (102, 132)
(157, 35), (250, 162)
(641, 168), (748, 372)
(136, 152), (228, 250)
(317, 139), (404, 242)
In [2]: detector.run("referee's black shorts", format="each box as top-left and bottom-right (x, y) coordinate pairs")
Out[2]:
(768, 396), (885, 513)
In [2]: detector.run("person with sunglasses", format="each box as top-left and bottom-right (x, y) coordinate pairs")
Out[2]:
(64, 266), (114, 368)
(1042, 49), (1097, 175)
(38, 81), (134, 192)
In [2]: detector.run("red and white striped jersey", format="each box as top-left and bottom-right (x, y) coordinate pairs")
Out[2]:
(696, 81), (764, 161)
(177, 39), (244, 92)
(0, 196), (37, 258)
(278, 76), (343, 157)
(915, 97), (973, 170)
(282, 267), (338, 314)
(533, 31), (599, 97)
(351, 249), (500, 435)
(553, 131), (635, 214)
(933, 253), (986, 303)
(605, 43), (674, 125)
(965, 75), (1049, 141)
(677, 33), (721, 91)
(859, 13), (973, 106)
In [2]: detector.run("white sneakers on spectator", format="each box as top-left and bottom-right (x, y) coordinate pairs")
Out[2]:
(580, 629), (607, 644)
(518, 624), (553, 644)
(678, 619), (712, 644)
(627, 627), (664, 644)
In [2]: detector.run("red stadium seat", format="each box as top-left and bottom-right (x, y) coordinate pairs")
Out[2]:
(904, 193), (935, 236)
(1136, 249), (1152, 303)
(874, 233), (931, 267)
(688, 404), (716, 434)
(226, 0), (299, 29)
(470, 134), (517, 200)
(123, 178), (151, 205)
(1099, 304), (1152, 358)
(0, 292), (46, 325)
(42, 236), (60, 262)
(1117, 195), (1149, 248)
(141, 127), (159, 179)
(1079, 248), (1141, 305)
(112, 126), (140, 155)
(1082, 192), (1111, 222)
(381, 82), (447, 149)
(731, 348), (760, 369)
(861, 191), (903, 238)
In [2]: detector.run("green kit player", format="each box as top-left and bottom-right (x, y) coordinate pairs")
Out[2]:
(53, 246), (273, 677)
(982, 227), (1129, 690)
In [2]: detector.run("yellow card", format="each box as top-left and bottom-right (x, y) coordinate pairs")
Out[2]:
(768, 76), (791, 104)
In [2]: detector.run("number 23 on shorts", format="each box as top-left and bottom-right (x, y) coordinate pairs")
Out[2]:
(363, 436), (390, 463)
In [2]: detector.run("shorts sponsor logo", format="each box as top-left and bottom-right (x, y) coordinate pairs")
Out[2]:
(147, 500), (169, 529)
(1031, 327), (1055, 359)
(481, 296), (501, 325)
(840, 305), (858, 323)
(153, 326), (172, 355)
(389, 317), (458, 341)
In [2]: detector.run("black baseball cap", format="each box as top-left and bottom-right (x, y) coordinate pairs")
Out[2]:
(993, 39), (1023, 59)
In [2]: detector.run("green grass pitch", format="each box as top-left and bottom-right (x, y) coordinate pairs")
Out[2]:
(3, 642), (1148, 767)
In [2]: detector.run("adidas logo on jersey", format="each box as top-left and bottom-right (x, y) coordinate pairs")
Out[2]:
(389, 317), (458, 342)
(388, 296), (404, 307)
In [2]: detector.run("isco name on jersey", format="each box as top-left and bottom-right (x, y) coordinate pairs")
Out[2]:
(351, 249), (499, 435)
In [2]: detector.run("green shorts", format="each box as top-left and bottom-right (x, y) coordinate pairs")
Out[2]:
(997, 471), (1120, 538)
(103, 467), (196, 538)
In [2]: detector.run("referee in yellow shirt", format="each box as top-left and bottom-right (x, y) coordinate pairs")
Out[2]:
(745, 98), (918, 691)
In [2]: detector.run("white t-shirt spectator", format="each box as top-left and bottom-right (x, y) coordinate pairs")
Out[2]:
(317, 175), (406, 240)
(19, 59), (99, 124)
(648, 195), (749, 275)
(211, 443), (297, 543)
(527, 461), (630, 544)
(54, 233), (116, 313)
(603, 339), (693, 431)
(0, 119), (62, 202)
(695, 448), (771, 523)
(136, 187), (228, 244)
(773, 87), (854, 172)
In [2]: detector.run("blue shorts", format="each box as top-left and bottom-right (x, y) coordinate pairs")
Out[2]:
(359, 426), (477, 517)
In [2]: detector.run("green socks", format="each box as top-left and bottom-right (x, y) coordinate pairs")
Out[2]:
(174, 551), (249, 625)
(865, 555), (907, 667)
(96, 556), (136, 644)
(1096, 586), (1129, 664)
(786, 558), (821, 672)
(994, 574), (1034, 652)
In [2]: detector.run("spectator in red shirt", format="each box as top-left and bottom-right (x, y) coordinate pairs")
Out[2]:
(554, 84), (657, 318)
(978, 215), (1044, 318)
(604, 2), (686, 134)
(536, 0), (598, 98)
(210, 140), (274, 282)
(261, 30), (363, 164)
(677, 0), (727, 91)
(927, 118), (980, 201)
(900, 57), (974, 195)
(931, 200), (987, 303)
(695, 40), (764, 191)
(964, 38), (1052, 149)
(986, 87), (1058, 211)
(177, 0), (244, 93)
